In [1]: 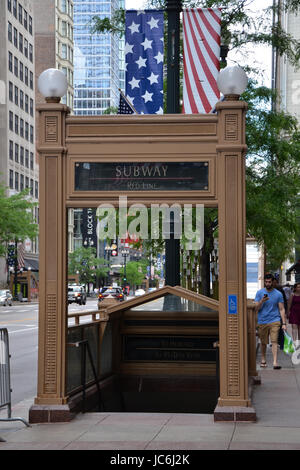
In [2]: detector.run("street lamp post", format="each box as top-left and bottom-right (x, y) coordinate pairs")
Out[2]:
(121, 248), (129, 285)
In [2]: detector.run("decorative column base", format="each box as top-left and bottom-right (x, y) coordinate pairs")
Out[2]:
(214, 405), (256, 422)
(29, 404), (75, 424)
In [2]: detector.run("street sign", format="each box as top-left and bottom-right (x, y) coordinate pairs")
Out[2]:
(228, 295), (238, 314)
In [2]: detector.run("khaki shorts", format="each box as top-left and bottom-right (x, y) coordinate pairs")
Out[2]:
(258, 322), (281, 345)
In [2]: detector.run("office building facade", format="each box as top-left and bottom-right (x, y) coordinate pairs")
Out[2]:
(73, 0), (124, 115)
(0, 0), (39, 283)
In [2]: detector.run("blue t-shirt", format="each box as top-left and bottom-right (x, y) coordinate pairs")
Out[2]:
(255, 288), (284, 325)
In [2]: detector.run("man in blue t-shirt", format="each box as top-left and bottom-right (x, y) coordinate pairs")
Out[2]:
(255, 273), (287, 369)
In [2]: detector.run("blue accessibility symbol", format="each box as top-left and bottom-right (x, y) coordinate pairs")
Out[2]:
(228, 295), (238, 314)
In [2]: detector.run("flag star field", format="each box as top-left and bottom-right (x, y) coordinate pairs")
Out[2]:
(125, 10), (164, 115)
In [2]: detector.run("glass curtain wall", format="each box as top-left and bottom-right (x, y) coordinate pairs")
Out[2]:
(73, 0), (123, 115)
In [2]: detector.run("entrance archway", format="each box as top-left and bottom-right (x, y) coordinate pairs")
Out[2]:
(29, 98), (255, 423)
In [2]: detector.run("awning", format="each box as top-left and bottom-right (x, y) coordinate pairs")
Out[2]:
(24, 258), (39, 271)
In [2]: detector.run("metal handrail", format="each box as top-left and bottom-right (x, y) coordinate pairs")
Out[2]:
(0, 328), (30, 428)
(67, 339), (104, 413)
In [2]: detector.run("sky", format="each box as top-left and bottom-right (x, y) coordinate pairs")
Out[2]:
(125, 0), (273, 87)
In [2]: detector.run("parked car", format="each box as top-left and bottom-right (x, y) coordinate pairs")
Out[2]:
(98, 287), (125, 305)
(0, 290), (13, 306)
(68, 285), (87, 305)
(135, 288), (146, 296)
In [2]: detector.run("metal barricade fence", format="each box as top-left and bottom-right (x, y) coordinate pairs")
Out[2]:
(0, 328), (30, 427)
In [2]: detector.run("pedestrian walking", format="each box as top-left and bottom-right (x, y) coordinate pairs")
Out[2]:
(255, 273), (287, 369)
(272, 276), (287, 350)
(287, 282), (300, 348)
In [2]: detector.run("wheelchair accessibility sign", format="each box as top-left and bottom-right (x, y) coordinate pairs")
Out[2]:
(228, 295), (238, 314)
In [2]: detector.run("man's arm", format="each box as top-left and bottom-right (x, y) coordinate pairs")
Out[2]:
(278, 302), (287, 330)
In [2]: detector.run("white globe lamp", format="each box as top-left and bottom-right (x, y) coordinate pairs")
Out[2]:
(217, 65), (248, 100)
(38, 68), (68, 103)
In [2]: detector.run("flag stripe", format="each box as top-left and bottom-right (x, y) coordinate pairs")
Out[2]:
(182, 8), (221, 114)
(183, 13), (211, 113)
(191, 10), (220, 69)
(187, 11), (220, 98)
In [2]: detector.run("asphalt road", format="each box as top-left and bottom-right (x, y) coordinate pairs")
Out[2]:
(0, 299), (100, 405)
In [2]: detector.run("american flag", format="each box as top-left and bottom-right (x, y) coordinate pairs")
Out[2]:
(118, 90), (136, 114)
(125, 10), (164, 115)
(182, 9), (221, 114)
(17, 242), (25, 270)
(7, 244), (15, 267)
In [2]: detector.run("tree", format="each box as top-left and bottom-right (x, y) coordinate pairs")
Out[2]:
(0, 184), (38, 257)
(119, 260), (147, 290)
(244, 82), (300, 270)
(68, 246), (109, 288)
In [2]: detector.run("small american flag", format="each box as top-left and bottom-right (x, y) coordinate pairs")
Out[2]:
(118, 90), (136, 114)
(182, 9), (221, 114)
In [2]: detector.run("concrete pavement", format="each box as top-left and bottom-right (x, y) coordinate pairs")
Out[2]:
(1, 346), (300, 450)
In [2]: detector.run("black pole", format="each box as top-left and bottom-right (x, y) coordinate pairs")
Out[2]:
(165, 0), (182, 287)
(13, 239), (18, 300)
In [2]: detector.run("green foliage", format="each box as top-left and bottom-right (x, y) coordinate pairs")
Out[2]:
(119, 260), (147, 287)
(68, 246), (109, 285)
(244, 82), (300, 268)
(0, 184), (38, 257)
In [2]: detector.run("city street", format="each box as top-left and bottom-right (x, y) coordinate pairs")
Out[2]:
(0, 299), (100, 405)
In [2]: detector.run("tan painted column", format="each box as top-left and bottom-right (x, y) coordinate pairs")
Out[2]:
(29, 103), (71, 423)
(214, 99), (256, 421)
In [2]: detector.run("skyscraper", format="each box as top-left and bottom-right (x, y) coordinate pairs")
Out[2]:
(0, 0), (39, 283)
(73, 0), (124, 115)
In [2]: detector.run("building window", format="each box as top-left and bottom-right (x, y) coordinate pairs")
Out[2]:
(20, 118), (24, 137)
(15, 143), (19, 162)
(25, 95), (28, 113)
(14, 85), (18, 105)
(29, 71), (33, 90)
(29, 44), (33, 62)
(9, 81), (13, 101)
(25, 67), (28, 85)
(29, 15), (32, 34)
(15, 172), (19, 191)
(19, 90), (24, 108)
(30, 152), (34, 170)
(8, 51), (13, 71)
(14, 114), (19, 134)
(7, 0), (12, 12)
(25, 122), (29, 140)
(8, 22), (12, 42)
(9, 170), (14, 189)
(19, 32), (23, 53)
(19, 61), (23, 81)
(61, 21), (67, 36)
(9, 141), (13, 160)
(20, 174), (24, 191)
(61, 44), (67, 59)
(20, 146), (24, 165)
(13, 27), (18, 47)
(30, 179), (33, 196)
(30, 98), (33, 116)
(24, 10), (27, 30)
(14, 56), (18, 77)
(13, 0), (17, 18)
(25, 149), (29, 167)
(18, 4), (23, 24)
(24, 39), (28, 58)
(25, 176), (29, 189)
(35, 181), (38, 199)
(9, 111), (13, 131)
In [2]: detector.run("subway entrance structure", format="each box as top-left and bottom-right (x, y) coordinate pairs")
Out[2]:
(30, 68), (257, 423)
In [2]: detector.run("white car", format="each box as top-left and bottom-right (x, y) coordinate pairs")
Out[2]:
(0, 290), (13, 306)
(135, 288), (145, 296)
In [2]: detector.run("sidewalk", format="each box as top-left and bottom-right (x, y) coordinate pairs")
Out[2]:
(1, 346), (300, 450)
